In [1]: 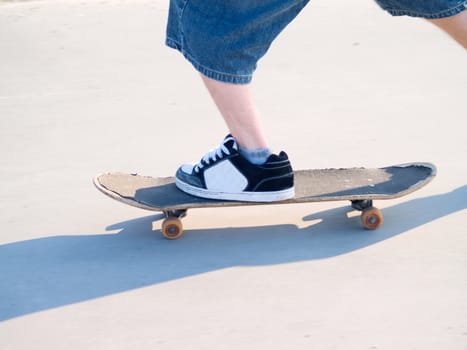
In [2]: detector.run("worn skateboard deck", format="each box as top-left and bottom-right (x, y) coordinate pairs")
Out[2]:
(94, 162), (436, 238)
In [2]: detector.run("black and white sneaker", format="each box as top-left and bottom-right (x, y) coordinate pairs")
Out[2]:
(175, 135), (295, 202)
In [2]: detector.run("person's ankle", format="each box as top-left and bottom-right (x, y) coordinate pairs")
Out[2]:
(238, 146), (271, 165)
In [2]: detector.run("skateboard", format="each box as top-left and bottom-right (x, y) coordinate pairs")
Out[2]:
(94, 162), (436, 239)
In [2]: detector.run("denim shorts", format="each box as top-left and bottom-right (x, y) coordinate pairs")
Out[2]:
(166, 0), (467, 84)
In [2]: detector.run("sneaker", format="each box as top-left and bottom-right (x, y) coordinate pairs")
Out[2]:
(175, 135), (295, 202)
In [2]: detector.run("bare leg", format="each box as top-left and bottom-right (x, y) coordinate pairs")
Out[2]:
(200, 75), (269, 151)
(428, 10), (467, 49)
(174, 74), (294, 201)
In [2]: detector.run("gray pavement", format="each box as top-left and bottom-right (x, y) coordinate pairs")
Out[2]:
(1, 1), (466, 349)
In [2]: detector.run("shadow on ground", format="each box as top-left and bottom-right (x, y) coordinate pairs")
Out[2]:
(1, 186), (465, 321)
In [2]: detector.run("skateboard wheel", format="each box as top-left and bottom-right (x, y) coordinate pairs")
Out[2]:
(361, 207), (383, 230)
(161, 217), (183, 240)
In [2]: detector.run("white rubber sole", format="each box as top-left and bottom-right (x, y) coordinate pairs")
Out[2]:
(175, 178), (295, 202)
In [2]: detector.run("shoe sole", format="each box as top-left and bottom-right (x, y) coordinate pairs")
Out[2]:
(175, 178), (295, 202)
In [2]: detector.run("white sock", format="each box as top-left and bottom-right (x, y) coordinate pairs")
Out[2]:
(239, 146), (271, 165)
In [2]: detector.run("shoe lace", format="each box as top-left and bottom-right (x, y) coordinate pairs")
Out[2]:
(194, 140), (235, 173)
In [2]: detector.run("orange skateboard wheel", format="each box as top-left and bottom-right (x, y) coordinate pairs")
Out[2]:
(361, 207), (383, 230)
(161, 217), (184, 240)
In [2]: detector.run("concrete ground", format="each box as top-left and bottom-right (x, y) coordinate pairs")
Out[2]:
(0, 0), (466, 349)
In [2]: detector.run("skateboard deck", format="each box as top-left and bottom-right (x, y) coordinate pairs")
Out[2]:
(94, 162), (436, 239)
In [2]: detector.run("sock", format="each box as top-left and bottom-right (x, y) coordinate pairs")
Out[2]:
(239, 146), (272, 165)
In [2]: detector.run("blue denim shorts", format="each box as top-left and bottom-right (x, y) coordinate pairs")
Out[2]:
(166, 0), (467, 84)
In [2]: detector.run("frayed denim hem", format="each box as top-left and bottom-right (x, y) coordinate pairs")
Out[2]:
(384, 1), (467, 19)
(166, 38), (253, 85)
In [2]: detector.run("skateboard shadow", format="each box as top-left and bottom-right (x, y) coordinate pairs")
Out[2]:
(1, 185), (465, 321)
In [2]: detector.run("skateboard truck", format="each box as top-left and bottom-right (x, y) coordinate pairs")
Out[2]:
(351, 199), (373, 211)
